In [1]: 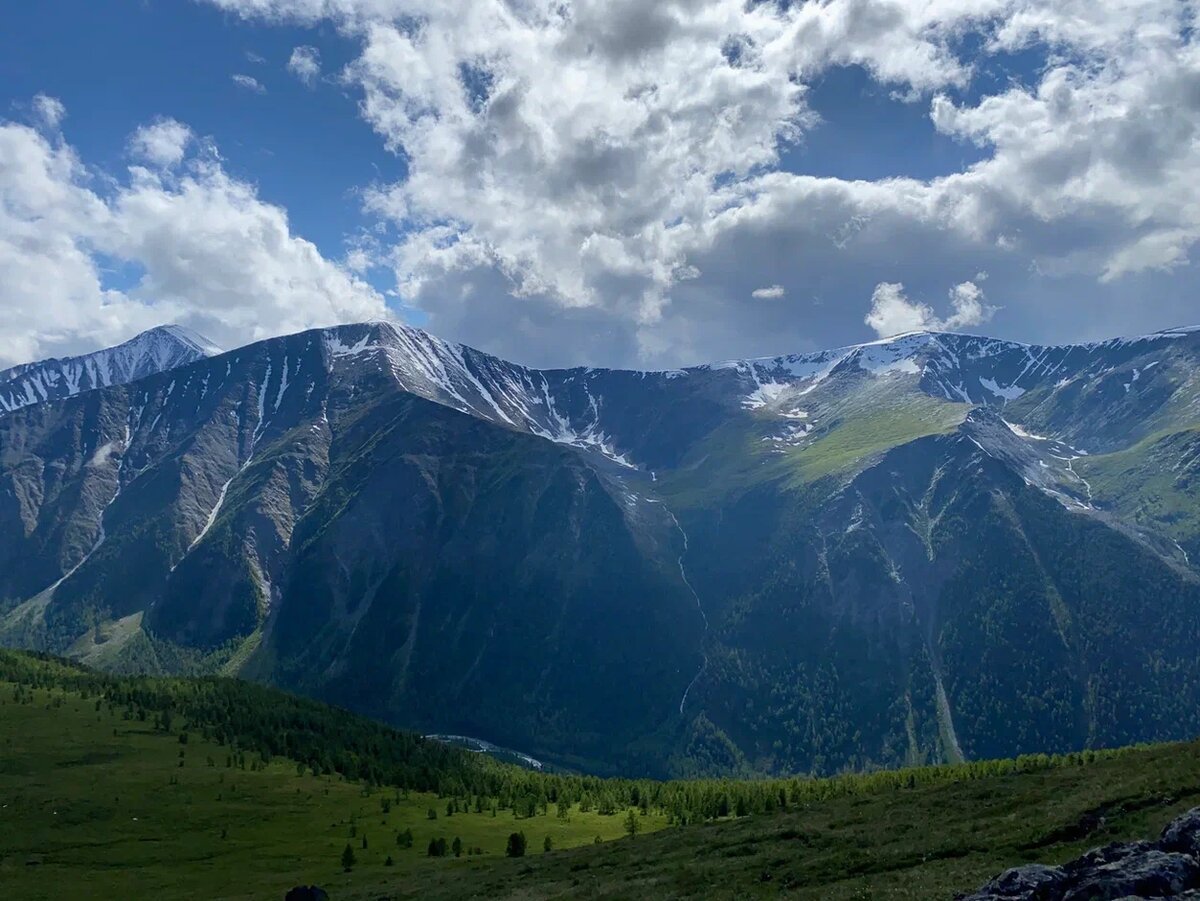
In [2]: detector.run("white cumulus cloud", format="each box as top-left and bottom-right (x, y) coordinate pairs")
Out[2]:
(287, 45), (321, 85)
(231, 73), (267, 93)
(751, 285), (785, 300)
(143, 1), (1200, 365)
(0, 104), (388, 367)
(865, 280), (995, 339)
(128, 118), (193, 169)
(31, 94), (66, 130)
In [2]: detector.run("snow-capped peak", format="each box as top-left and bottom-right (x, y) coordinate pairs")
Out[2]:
(154, 324), (224, 358)
(0, 325), (221, 416)
(697, 324), (1200, 412)
(320, 321), (638, 467)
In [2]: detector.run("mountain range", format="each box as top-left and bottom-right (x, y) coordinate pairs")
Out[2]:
(3, 319), (1200, 777)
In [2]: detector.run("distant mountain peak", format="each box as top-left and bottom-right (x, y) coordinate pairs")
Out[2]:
(149, 324), (224, 358)
(0, 324), (221, 416)
(701, 324), (1200, 411)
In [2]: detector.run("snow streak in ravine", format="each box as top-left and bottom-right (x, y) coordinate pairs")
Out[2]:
(666, 508), (708, 716)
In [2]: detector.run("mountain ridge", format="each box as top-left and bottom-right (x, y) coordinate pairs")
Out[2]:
(3, 316), (1200, 777)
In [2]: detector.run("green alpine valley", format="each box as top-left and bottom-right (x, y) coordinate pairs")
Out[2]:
(7, 648), (1200, 900)
(7, 322), (1200, 898)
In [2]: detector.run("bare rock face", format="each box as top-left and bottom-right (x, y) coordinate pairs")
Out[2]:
(1162, 810), (1200, 859)
(962, 863), (1068, 899)
(960, 808), (1200, 900)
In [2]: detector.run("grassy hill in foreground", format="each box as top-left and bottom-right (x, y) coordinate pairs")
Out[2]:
(0, 650), (670, 900)
(4, 650), (1200, 900)
(393, 744), (1200, 901)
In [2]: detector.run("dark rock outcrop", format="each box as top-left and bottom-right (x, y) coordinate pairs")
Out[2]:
(283, 887), (329, 901)
(960, 808), (1200, 899)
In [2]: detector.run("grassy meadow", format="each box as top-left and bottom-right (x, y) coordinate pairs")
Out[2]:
(0, 680), (665, 900)
(7, 655), (1200, 900)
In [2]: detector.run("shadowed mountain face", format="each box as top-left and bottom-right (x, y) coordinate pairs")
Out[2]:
(3, 320), (1200, 777)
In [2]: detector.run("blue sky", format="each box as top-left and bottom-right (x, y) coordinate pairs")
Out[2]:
(2, 0), (1198, 369)
(2, 1), (397, 290)
(791, 66), (978, 182)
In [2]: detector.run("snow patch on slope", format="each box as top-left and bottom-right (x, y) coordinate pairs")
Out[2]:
(321, 323), (638, 468)
(980, 377), (1025, 400)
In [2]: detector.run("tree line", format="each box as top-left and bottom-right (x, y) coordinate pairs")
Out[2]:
(0, 648), (1146, 828)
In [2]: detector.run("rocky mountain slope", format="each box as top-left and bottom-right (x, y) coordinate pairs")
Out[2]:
(3, 320), (1200, 777)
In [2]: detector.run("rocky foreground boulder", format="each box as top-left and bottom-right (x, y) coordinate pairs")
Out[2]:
(960, 808), (1200, 899)
(283, 887), (329, 901)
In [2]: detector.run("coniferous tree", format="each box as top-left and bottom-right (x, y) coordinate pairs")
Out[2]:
(341, 843), (356, 872)
(624, 808), (640, 837)
(506, 831), (527, 858)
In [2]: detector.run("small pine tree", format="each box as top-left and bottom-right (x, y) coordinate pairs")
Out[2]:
(384, 855), (394, 867)
(506, 832), (527, 858)
(452, 836), (463, 857)
(341, 843), (356, 872)
(543, 835), (553, 853)
(427, 807), (437, 820)
(624, 808), (640, 837)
